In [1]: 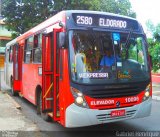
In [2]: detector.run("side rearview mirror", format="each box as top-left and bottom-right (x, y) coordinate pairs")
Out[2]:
(149, 55), (153, 68)
(59, 32), (66, 48)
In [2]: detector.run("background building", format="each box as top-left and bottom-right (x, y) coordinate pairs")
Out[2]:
(0, 0), (12, 48)
(0, 0), (12, 69)
(0, 20), (12, 47)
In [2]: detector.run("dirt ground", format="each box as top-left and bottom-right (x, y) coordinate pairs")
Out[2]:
(0, 91), (38, 131)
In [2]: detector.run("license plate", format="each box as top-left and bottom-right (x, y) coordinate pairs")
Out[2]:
(111, 109), (126, 117)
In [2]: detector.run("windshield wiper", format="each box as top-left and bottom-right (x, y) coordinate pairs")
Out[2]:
(125, 29), (133, 59)
(125, 29), (133, 48)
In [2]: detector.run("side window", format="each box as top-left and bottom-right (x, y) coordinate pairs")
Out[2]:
(5, 48), (9, 62)
(136, 38), (145, 65)
(24, 37), (33, 63)
(128, 37), (145, 64)
(33, 34), (42, 63)
(9, 46), (13, 62)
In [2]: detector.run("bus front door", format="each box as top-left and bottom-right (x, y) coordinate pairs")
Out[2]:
(42, 30), (60, 121)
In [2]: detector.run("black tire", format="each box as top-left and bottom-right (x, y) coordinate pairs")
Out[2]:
(37, 91), (51, 122)
(10, 77), (18, 96)
(36, 92), (41, 115)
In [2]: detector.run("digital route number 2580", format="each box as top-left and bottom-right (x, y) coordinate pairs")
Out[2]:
(76, 16), (93, 25)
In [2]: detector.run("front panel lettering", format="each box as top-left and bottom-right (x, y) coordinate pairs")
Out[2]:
(73, 13), (138, 30)
(77, 16), (93, 25)
(99, 18), (127, 28)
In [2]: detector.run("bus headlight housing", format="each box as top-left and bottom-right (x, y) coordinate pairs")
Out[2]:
(143, 84), (151, 101)
(76, 96), (84, 104)
(71, 87), (88, 108)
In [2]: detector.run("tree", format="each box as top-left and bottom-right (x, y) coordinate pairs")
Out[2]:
(146, 21), (160, 72)
(2, 0), (54, 36)
(149, 43), (160, 72)
(98, 0), (136, 18)
(146, 20), (155, 35)
(2, 0), (136, 37)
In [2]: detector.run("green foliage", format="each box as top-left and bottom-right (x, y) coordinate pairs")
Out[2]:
(2, 0), (136, 37)
(148, 40), (160, 72)
(98, 0), (136, 18)
(53, 0), (97, 11)
(146, 21), (160, 72)
(2, 0), (53, 37)
(0, 40), (8, 47)
(146, 20), (155, 34)
(153, 24), (160, 42)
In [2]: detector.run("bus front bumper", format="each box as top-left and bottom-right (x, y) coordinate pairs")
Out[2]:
(65, 97), (152, 128)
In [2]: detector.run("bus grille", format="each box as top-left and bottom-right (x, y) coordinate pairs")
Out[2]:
(96, 110), (136, 122)
(86, 86), (144, 98)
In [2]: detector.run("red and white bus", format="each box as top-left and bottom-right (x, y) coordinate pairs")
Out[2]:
(5, 10), (152, 127)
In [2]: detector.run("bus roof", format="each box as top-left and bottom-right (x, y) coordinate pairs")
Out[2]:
(6, 10), (140, 46)
(66, 10), (137, 21)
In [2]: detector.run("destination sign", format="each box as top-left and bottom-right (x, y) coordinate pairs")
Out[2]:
(99, 18), (127, 28)
(72, 13), (139, 30)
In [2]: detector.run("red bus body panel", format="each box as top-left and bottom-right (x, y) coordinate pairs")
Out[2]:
(22, 64), (42, 104)
(13, 80), (21, 91)
(59, 50), (74, 126)
(85, 91), (145, 110)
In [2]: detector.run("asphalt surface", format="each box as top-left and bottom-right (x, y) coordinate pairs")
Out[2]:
(0, 70), (160, 137)
(5, 81), (160, 137)
(7, 92), (160, 137)
(152, 83), (160, 101)
(0, 91), (45, 137)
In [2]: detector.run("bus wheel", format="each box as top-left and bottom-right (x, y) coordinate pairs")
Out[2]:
(10, 77), (18, 96)
(37, 91), (51, 122)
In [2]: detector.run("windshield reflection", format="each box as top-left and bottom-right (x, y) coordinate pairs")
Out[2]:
(69, 30), (150, 84)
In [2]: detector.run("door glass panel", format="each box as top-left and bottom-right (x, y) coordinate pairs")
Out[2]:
(44, 35), (53, 71)
(14, 45), (19, 80)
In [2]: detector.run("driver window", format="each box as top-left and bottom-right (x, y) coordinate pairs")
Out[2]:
(128, 37), (145, 65)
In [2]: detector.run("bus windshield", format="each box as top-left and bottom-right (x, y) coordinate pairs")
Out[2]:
(69, 30), (150, 84)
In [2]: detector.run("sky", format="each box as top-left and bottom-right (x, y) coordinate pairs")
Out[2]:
(129, 0), (160, 36)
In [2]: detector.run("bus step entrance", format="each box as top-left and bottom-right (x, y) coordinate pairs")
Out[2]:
(48, 111), (60, 118)
(48, 111), (59, 118)
(48, 112), (53, 117)
(57, 111), (60, 117)
(42, 108), (53, 113)
(46, 98), (53, 101)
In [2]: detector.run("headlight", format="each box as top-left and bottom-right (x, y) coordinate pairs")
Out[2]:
(145, 84), (150, 92)
(71, 87), (88, 108)
(76, 96), (84, 104)
(145, 91), (150, 97)
(143, 84), (151, 101)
